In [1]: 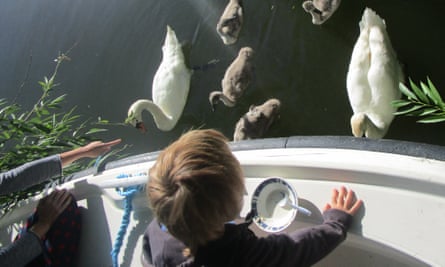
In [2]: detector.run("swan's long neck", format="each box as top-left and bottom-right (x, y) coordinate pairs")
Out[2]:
(209, 91), (236, 109)
(130, 99), (176, 131)
(351, 113), (388, 139)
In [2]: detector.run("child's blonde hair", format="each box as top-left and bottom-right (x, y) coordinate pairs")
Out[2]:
(147, 129), (245, 253)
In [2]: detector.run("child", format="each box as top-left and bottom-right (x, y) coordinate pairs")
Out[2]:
(144, 129), (362, 266)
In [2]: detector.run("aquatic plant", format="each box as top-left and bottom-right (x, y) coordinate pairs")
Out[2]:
(393, 78), (445, 123)
(0, 53), (123, 214)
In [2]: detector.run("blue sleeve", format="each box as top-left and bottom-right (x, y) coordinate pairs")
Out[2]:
(0, 154), (62, 195)
(0, 231), (43, 267)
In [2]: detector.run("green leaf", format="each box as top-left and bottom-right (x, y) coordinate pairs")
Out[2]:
(0, 52), (126, 215)
(391, 100), (412, 108)
(85, 128), (108, 135)
(426, 77), (444, 108)
(420, 81), (438, 105)
(97, 119), (109, 124)
(409, 78), (429, 104)
(418, 108), (439, 116)
(394, 105), (424, 115)
(2, 132), (10, 139)
(50, 95), (66, 105)
(48, 75), (55, 87)
(417, 116), (445, 123)
(399, 82), (418, 100)
(32, 123), (52, 133)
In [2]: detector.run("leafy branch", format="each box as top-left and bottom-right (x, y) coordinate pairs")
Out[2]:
(0, 52), (125, 214)
(392, 77), (445, 123)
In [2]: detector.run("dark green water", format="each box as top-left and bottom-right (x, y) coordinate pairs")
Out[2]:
(1, 0), (444, 155)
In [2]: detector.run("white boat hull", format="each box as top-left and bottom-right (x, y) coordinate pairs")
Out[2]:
(1, 136), (444, 266)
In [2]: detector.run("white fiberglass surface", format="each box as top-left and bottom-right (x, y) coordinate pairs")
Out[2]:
(2, 147), (444, 266)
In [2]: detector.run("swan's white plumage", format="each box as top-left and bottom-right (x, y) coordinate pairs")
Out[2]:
(346, 8), (404, 139)
(127, 25), (192, 131)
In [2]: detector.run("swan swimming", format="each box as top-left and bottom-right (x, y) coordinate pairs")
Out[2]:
(346, 8), (404, 139)
(126, 25), (192, 132)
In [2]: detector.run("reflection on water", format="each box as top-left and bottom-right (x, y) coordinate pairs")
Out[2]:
(0, 0), (444, 155)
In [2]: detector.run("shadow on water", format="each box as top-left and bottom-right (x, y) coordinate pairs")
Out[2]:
(0, 0), (444, 155)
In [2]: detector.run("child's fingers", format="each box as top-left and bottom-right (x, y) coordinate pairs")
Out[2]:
(337, 186), (347, 206)
(348, 199), (363, 215)
(331, 188), (339, 205)
(323, 203), (331, 212)
(344, 189), (355, 208)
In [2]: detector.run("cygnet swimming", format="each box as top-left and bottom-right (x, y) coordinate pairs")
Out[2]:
(233, 98), (281, 141)
(216, 0), (243, 45)
(209, 47), (254, 111)
(302, 0), (341, 25)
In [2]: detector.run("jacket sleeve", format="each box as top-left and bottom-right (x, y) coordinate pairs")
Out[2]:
(0, 231), (44, 267)
(284, 208), (352, 266)
(0, 154), (62, 195)
(246, 209), (352, 267)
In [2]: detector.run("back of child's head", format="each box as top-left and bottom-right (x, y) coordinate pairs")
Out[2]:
(147, 129), (245, 252)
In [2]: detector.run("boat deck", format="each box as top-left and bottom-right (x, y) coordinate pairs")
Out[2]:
(1, 136), (444, 266)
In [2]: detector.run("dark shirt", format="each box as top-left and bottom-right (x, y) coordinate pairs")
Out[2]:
(144, 209), (352, 267)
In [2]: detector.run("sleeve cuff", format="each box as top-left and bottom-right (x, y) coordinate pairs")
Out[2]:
(323, 209), (353, 229)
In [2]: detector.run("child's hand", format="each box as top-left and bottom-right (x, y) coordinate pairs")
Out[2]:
(323, 186), (362, 215)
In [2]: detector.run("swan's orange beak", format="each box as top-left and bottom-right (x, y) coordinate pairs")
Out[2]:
(135, 122), (147, 133)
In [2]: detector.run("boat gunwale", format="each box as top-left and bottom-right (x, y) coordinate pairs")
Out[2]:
(63, 135), (445, 183)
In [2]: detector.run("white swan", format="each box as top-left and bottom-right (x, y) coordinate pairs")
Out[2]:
(127, 25), (192, 132)
(346, 8), (404, 139)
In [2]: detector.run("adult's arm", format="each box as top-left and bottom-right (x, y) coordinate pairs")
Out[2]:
(0, 139), (121, 195)
(59, 139), (121, 168)
(0, 231), (43, 267)
(0, 155), (62, 195)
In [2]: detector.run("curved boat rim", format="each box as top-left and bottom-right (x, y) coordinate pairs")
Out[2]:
(71, 135), (445, 179)
(1, 135), (445, 267)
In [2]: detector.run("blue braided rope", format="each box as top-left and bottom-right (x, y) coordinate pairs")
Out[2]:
(94, 155), (102, 168)
(110, 173), (143, 267)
